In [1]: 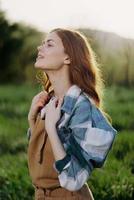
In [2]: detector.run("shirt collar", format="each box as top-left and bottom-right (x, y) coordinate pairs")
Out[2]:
(60, 84), (82, 114)
(47, 84), (82, 115)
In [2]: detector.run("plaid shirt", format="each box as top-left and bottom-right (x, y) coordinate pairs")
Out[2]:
(27, 84), (117, 191)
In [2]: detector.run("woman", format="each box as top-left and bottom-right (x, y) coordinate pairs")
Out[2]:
(27, 28), (117, 200)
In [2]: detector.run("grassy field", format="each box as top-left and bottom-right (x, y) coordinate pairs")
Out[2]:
(0, 84), (134, 200)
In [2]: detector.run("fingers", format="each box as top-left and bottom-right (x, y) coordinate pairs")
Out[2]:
(29, 91), (49, 121)
(33, 90), (49, 104)
(38, 91), (49, 100)
(57, 97), (64, 108)
(36, 90), (48, 98)
(49, 96), (64, 108)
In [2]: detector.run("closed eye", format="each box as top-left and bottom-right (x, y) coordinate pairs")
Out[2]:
(47, 44), (53, 47)
(40, 40), (54, 48)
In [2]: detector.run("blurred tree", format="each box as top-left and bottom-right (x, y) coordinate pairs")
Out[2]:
(0, 8), (134, 86)
(0, 9), (43, 84)
(123, 40), (132, 87)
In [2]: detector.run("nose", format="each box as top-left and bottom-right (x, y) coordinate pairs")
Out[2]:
(37, 45), (42, 51)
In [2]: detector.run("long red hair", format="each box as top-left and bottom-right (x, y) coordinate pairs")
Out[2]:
(36, 28), (111, 122)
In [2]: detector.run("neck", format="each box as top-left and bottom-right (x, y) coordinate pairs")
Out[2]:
(44, 67), (73, 99)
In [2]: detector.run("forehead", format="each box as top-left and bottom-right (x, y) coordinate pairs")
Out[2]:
(45, 31), (62, 44)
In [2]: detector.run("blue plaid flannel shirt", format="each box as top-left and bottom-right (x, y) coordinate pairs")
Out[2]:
(27, 84), (117, 191)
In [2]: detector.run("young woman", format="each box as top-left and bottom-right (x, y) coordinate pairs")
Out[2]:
(27, 28), (117, 200)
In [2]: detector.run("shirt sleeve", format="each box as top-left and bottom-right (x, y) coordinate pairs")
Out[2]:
(53, 100), (117, 191)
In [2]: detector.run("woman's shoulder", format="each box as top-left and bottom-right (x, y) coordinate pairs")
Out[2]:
(74, 92), (117, 134)
(73, 91), (95, 113)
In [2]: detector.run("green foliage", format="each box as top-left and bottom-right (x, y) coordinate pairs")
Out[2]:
(104, 85), (134, 131)
(78, 28), (134, 87)
(0, 84), (134, 200)
(0, 154), (34, 200)
(88, 130), (134, 200)
(0, 10), (43, 84)
(0, 84), (40, 199)
(1, 9), (134, 86)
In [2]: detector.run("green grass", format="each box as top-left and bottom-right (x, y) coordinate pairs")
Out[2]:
(0, 84), (134, 200)
(88, 130), (134, 200)
(104, 85), (134, 130)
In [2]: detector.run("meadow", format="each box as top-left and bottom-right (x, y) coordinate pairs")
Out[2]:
(0, 84), (133, 200)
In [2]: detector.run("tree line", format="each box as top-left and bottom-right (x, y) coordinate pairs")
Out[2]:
(0, 9), (134, 87)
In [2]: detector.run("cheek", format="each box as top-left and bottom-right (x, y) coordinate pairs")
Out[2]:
(47, 48), (63, 57)
(35, 48), (65, 68)
(47, 49), (65, 62)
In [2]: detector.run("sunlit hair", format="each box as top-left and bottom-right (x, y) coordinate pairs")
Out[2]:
(36, 28), (112, 123)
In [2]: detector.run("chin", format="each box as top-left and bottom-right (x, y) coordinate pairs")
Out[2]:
(34, 62), (39, 68)
(34, 61), (43, 68)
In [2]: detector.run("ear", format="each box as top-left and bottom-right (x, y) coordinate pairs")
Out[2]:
(64, 55), (71, 65)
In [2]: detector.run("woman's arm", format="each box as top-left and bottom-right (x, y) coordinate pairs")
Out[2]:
(51, 100), (117, 191)
(47, 126), (67, 161)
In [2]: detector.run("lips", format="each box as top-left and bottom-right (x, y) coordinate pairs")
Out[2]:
(36, 54), (44, 60)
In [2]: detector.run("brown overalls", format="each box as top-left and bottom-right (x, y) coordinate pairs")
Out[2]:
(27, 110), (94, 200)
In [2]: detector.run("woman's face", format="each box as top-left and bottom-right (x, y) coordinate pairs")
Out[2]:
(34, 31), (68, 70)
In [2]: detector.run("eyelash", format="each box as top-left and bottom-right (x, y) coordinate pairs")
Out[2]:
(47, 44), (52, 47)
(42, 42), (53, 47)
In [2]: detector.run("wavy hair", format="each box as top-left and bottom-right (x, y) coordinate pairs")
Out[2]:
(36, 28), (112, 123)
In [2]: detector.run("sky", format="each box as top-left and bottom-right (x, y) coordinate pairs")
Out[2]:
(1, 0), (134, 39)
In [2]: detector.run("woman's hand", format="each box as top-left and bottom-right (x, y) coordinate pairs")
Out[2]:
(45, 96), (64, 134)
(28, 90), (50, 124)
